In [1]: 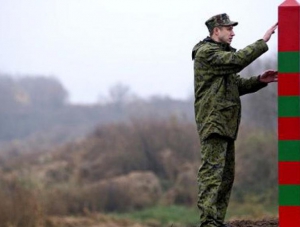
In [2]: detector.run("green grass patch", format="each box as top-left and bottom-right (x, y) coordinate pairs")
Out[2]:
(110, 202), (278, 225)
(110, 205), (199, 225)
(226, 201), (278, 221)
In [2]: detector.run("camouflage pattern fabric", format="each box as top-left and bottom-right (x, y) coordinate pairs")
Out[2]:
(192, 37), (269, 226)
(205, 13), (238, 32)
(192, 37), (268, 141)
(197, 134), (234, 227)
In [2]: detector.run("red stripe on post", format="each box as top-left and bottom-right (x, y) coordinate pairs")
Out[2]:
(278, 73), (300, 96)
(278, 117), (300, 140)
(279, 206), (300, 226)
(279, 161), (300, 184)
(278, 0), (300, 51)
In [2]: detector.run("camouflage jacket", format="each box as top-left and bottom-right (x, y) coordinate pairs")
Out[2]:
(192, 37), (268, 141)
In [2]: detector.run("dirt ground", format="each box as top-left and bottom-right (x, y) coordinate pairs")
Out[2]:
(47, 216), (279, 227)
(227, 218), (278, 227)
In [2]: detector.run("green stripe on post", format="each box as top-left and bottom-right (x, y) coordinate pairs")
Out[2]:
(279, 185), (300, 206)
(278, 96), (300, 117)
(279, 141), (300, 161)
(278, 52), (300, 73)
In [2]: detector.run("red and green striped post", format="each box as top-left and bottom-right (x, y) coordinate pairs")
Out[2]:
(278, 0), (300, 226)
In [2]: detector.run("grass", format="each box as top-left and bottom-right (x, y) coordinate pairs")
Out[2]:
(226, 201), (278, 221)
(110, 205), (199, 225)
(110, 202), (278, 226)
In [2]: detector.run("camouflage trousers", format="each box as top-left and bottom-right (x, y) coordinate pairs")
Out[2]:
(197, 134), (235, 227)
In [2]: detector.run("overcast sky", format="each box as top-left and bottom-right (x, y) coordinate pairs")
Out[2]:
(0, 0), (284, 103)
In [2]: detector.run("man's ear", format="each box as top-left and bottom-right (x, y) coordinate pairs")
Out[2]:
(213, 27), (219, 36)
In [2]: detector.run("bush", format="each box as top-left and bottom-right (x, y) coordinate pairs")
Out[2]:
(0, 176), (44, 227)
(42, 171), (162, 215)
(233, 127), (277, 204)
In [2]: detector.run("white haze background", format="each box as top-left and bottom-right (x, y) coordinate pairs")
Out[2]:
(0, 0), (283, 103)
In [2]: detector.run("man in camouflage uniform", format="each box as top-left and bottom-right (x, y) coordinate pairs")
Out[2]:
(192, 13), (278, 227)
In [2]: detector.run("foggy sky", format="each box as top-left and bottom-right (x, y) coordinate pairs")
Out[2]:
(0, 0), (284, 103)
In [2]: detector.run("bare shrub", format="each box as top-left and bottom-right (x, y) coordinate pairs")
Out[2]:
(161, 164), (198, 206)
(52, 118), (200, 185)
(0, 176), (44, 227)
(233, 127), (278, 204)
(42, 171), (162, 215)
(80, 171), (162, 212)
(77, 118), (200, 210)
(41, 186), (81, 216)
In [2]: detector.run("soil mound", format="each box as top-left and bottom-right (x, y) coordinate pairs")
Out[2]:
(228, 218), (278, 227)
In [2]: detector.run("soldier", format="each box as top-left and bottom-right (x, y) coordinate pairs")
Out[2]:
(192, 13), (277, 227)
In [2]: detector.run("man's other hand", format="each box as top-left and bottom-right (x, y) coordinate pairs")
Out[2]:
(260, 70), (278, 83)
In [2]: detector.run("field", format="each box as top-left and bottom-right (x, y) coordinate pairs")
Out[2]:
(0, 74), (278, 227)
(0, 119), (278, 227)
(41, 204), (278, 227)
(44, 215), (279, 227)
(46, 217), (279, 227)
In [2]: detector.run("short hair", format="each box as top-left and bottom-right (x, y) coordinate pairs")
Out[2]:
(209, 26), (223, 36)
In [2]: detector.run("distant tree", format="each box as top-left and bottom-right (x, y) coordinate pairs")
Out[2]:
(108, 83), (131, 104)
(0, 75), (18, 113)
(18, 76), (68, 109)
(0, 75), (24, 140)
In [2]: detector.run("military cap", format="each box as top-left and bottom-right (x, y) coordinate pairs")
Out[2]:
(205, 13), (238, 31)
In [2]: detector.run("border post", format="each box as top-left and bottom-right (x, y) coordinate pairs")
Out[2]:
(278, 0), (300, 226)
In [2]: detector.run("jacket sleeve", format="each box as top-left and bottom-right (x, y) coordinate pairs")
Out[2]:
(234, 75), (268, 96)
(204, 39), (268, 75)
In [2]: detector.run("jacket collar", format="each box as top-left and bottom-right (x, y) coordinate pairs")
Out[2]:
(192, 36), (236, 60)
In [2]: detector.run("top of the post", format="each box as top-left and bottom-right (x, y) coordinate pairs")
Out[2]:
(279, 0), (300, 7)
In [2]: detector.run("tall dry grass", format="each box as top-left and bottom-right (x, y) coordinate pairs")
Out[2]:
(0, 117), (278, 219)
(0, 176), (44, 227)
